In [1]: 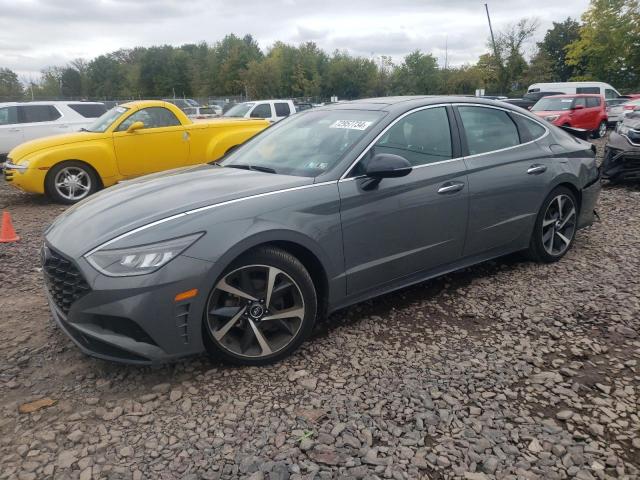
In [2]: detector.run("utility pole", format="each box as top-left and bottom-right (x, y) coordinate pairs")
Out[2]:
(484, 3), (504, 94)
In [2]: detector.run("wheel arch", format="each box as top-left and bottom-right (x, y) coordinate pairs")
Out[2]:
(44, 159), (104, 195)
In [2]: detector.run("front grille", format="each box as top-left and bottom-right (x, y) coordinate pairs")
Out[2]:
(42, 246), (90, 314)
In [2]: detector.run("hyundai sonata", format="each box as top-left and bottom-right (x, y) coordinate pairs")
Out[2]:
(42, 97), (601, 365)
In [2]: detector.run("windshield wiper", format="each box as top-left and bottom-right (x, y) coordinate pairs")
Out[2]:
(225, 164), (277, 174)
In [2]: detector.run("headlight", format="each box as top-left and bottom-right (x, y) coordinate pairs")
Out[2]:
(85, 233), (203, 277)
(545, 115), (560, 122)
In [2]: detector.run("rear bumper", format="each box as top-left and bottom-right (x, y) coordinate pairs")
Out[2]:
(577, 176), (601, 229)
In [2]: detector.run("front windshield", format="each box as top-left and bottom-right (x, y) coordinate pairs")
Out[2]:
(224, 103), (254, 118)
(85, 106), (128, 132)
(532, 97), (574, 111)
(221, 109), (385, 177)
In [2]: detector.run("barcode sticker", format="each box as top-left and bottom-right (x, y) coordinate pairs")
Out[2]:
(330, 120), (373, 130)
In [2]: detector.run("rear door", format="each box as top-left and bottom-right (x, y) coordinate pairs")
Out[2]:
(112, 106), (189, 177)
(571, 97), (589, 129)
(338, 105), (469, 295)
(455, 104), (553, 257)
(0, 106), (21, 156)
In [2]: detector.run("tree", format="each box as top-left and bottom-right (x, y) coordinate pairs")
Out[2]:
(87, 55), (126, 98)
(325, 51), (377, 99)
(566, 0), (640, 88)
(538, 18), (582, 81)
(0, 68), (23, 100)
(489, 18), (540, 94)
(392, 51), (440, 94)
(60, 67), (82, 97)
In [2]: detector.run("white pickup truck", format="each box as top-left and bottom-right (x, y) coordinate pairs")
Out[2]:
(223, 99), (296, 123)
(0, 101), (107, 159)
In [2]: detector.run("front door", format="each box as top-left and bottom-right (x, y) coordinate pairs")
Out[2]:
(455, 105), (554, 257)
(338, 106), (469, 295)
(112, 106), (189, 177)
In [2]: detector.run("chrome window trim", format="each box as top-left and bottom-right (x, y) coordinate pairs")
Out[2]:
(453, 102), (550, 160)
(83, 180), (338, 256)
(338, 102), (550, 181)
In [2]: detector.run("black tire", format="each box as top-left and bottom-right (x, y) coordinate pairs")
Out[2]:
(526, 186), (578, 263)
(45, 161), (99, 204)
(592, 120), (607, 139)
(203, 246), (317, 366)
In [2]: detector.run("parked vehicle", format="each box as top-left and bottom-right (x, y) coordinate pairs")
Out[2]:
(163, 98), (200, 112)
(0, 101), (107, 159)
(527, 82), (621, 99)
(184, 105), (222, 119)
(603, 113), (640, 181)
(223, 100), (296, 123)
(3, 101), (268, 203)
(617, 98), (640, 119)
(40, 97), (600, 365)
(605, 98), (630, 124)
(531, 94), (608, 138)
(294, 102), (314, 112)
(503, 91), (564, 110)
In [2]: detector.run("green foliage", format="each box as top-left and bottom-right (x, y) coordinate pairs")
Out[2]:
(566, 0), (640, 88)
(538, 18), (582, 81)
(0, 68), (24, 99)
(392, 51), (440, 94)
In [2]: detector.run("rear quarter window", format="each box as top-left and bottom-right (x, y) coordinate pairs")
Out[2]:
(67, 103), (107, 118)
(512, 114), (547, 143)
(458, 106), (520, 155)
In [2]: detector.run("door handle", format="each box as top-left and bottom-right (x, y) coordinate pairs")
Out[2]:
(527, 164), (547, 175)
(182, 132), (190, 141)
(437, 181), (465, 194)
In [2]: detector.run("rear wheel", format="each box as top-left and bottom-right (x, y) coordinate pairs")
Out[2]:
(203, 247), (317, 365)
(45, 161), (99, 204)
(526, 186), (578, 263)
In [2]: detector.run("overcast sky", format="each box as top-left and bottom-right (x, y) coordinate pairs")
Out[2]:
(1, 0), (590, 79)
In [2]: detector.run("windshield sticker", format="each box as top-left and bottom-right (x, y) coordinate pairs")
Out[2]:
(330, 120), (373, 130)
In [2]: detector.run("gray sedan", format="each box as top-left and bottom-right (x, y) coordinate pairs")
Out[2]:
(42, 96), (601, 365)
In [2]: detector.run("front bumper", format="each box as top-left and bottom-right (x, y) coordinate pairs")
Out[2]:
(43, 244), (213, 365)
(2, 161), (47, 194)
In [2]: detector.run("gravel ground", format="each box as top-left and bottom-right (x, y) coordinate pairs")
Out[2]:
(0, 136), (639, 480)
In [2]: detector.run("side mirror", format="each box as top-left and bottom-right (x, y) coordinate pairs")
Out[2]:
(573, 104), (585, 110)
(127, 121), (144, 133)
(365, 153), (412, 179)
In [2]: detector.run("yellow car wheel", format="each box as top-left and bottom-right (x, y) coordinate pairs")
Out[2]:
(45, 161), (100, 204)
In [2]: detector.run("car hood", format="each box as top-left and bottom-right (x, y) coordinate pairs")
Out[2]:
(9, 131), (105, 161)
(45, 165), (314, 258)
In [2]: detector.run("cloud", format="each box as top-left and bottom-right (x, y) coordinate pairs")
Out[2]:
(0, 0), (590, 77)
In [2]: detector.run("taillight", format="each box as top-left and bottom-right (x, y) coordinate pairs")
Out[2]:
(624, 105), (635, 110)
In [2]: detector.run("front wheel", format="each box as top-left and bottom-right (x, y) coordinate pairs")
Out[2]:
(203, 247), (317, 365)
(526, 187), (578, 263)
(593, 121), (607, 139)
(45, 161), (99, 204)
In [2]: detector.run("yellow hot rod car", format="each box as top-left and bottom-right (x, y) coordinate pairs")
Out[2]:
(2, 100), (269, 203)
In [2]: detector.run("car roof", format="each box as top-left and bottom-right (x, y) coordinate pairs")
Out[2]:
(540, 94), (602, 98)
(0, 101), (104, 107)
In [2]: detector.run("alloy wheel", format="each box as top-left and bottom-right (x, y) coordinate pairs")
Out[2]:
(541, 194), (576, 256)
(54, 166), (92, 201)
(205, 264), (305, 358)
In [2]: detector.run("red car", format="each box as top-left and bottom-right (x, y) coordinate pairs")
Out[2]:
(531, 94), (608, 138)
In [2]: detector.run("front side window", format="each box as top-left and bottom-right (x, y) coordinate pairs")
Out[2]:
(370, 107), (452, 167)
(117, 107), (181, 131)
(0, 106), (18, 125)
(458, 106), (519, 155)
(19, 105), (61, 123)
(250, 104), (273, 119)
(605, 88), (618, 99)
(274, 103), (291, 117)
(222, 109), (384, 177)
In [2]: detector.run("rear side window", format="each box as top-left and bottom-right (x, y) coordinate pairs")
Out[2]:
(18, 105), (61, 123)
(372, 107), (452, 167)
(250, 103), (273, 119)
(274, 103), (291, 117)
(586, 97), (601, 108)
(458, 106), (519, 155)
(512, 114), (547, 143)
(0, 106), (18, 125)
(577, 87), (599, 94)
(117, 107), (181, 131)
(67, 103), (107, 118)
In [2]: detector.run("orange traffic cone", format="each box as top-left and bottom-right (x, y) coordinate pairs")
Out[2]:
(0, 211), (19, 243)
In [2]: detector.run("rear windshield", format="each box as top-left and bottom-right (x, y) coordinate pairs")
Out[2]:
(531, 97), (575, 111)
